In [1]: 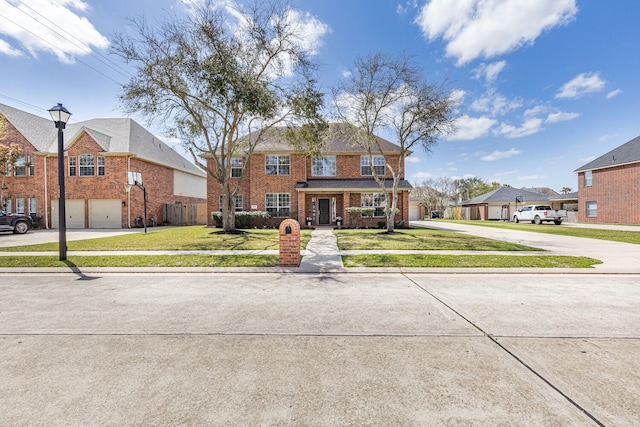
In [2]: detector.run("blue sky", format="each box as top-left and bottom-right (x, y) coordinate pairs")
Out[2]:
(1, 0), (639, 192)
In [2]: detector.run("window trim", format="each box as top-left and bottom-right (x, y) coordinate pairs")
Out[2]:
(68, 156), (77, 176)
(265, 154), (290, 176)
(311, 156), (336, 177)
(584, 170), (592, 186)
(361, 192), (385, 217)
(586, 201), (597, 217)
(360, 155), (385, 176)
(14, 154), (26, 176)
(230, 158), (242, 178)
(79, 154), (95, 176)
(218, 194), (243, 211)
(266, 192), (291, 217)
(97, 156), (105, 176)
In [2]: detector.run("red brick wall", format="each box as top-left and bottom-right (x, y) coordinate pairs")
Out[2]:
(2, 123), (204, 228)
(577, 164), (640, 224)
(206, 150), (409, 227)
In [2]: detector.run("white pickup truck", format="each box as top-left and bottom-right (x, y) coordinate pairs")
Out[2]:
(513, 205), (567, 225)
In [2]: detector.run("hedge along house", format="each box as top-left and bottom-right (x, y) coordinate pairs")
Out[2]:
(0, 103), (206, 229)
(461, 186), (550, 221)
(574, 135), (640, 224)
(204, 124), (413, 228)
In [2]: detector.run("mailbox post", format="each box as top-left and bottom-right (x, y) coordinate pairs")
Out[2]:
(279, 218), (301, 267)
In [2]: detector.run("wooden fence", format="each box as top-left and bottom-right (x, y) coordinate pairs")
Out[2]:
(163, 203), (208, 225)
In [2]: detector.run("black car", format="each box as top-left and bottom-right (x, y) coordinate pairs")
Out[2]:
(0, 210), (33, 234)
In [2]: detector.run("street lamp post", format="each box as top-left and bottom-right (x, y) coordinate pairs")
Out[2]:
(48, 103), (72, 261)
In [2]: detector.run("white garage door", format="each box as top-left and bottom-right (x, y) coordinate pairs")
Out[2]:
(409, 202), (420, 221)
(51, 199), (85, 229)
(89, 199), (122, 228)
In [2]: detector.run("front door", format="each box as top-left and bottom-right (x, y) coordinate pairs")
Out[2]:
(318, 198), (330, 225)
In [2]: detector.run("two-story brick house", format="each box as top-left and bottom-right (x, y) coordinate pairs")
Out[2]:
(1, 103), (206, 229)
(574, 135), (640, 224)
(205, 125), (413, 227)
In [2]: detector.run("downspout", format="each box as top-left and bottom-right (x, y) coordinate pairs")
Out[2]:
(44, 155), (49, 229)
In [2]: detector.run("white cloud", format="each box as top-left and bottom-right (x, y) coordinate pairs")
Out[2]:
(578, 155), (596, 163)
(0, 0), (108, 63)
(498, 118), (544, 138)
(473, 61), (506, 83)
(446, 115), (497, 140)
(545, 111), (580, 123)
(405, 156), (421, 163)
(282, 8), (330, 56)
(598, 134), (618, 142)
(340, 68), (352, 78)
(481, 148), (521, 161)
(470, 90), (521, 116)
(415, 0), (577, 65)
(449, 89), (466, 106)
(0, 38), (22, 57)
(411, 171), (433, 180)
(606, 89), (622, 99)
(494, 170), (517, 176)
(556, 72), (606, 99)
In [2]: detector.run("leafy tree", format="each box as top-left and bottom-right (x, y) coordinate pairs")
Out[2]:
(561, 187), (572, 194)
(455, 177), (500, 201)
(0, 116), (22, 211)
(332, 52), (455, 232)
(111, 0), (326, 232)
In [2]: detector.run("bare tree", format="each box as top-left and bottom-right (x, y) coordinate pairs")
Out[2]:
(111, 0), (326, 231)
(332, 52), (455, 232)
(416, 176), (457, 214)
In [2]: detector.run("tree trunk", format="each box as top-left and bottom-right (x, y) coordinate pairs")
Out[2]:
(221, 192), (236, 232)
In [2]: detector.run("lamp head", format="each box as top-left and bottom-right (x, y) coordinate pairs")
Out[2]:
(48, 103), (72, 129)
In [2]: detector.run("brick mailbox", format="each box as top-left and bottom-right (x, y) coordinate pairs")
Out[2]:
(279, 218), (301, 267)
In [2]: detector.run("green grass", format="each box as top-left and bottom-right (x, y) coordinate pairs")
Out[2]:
(334, 228), (542, 251)
(343, 254), (602, 268)
(0, 226), (312, 252)
(0, 255), (279, 268)
(435, 220), (640, 245)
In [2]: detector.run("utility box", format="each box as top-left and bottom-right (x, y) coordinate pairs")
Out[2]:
(279, 218), (301, 267)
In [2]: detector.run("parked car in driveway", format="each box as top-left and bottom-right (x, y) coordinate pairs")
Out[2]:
(0, 210), (33, 234)
(513, 205), (567, 225)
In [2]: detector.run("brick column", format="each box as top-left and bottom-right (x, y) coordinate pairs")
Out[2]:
(279, 218), (300, 267)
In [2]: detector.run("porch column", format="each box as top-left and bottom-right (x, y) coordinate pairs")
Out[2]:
(343, 191), (351, 226)
(297, 191), (305, 223)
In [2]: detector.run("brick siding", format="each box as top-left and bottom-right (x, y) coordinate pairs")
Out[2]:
(577, 164), (640, 223)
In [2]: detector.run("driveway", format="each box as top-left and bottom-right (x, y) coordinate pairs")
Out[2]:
(411, 220), (640, 273)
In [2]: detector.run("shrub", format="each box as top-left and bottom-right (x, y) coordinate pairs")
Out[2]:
(211, 211), (270, 228)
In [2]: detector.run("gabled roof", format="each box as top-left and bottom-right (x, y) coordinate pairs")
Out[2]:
(0, 103), (57, 151)
(575, 135), (640, 172)
(550, 191), (578, 201)
(0, 103), (204, 177)
(463, 186), (549, 205)
(247, 123), (404, 154)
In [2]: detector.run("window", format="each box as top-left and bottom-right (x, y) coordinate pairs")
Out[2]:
(68, 156), (76, 176)
(265, 155), (290, 175)
(312, 156), (336, 176)
(586, 201), (597, 217)
(28, 155), (34, 176)
(218, 194), (243, 211)
(15, 198), (24, 214)
(584, 170), (592, 186)
(361, 155), (385, 176)
(79, 154), (94, 176)
(98, 156), (105, 176)
(361, 193), (385, 217)
(14, 155), (26, 176)
(266, 193), (290, 216)
(230, 158), (242, 178)
(29, 198), (36, 217)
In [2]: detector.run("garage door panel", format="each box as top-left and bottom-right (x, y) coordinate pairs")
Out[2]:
(89, 199), (122, 229)
(51, 199), (85, 229)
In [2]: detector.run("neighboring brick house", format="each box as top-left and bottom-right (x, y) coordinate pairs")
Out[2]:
(0, 103), (206, 229)
(461, 186), (550, 221)
(574, 135), (640, 224)
(205, 125), (413, 227)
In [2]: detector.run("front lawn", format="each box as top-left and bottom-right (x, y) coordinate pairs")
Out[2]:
(343, 254), (602, 268)
(334, 228), (541, 251)
(0, 226), (312, 252)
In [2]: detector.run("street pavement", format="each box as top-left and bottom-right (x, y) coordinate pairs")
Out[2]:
(0, 223), (639, 425)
